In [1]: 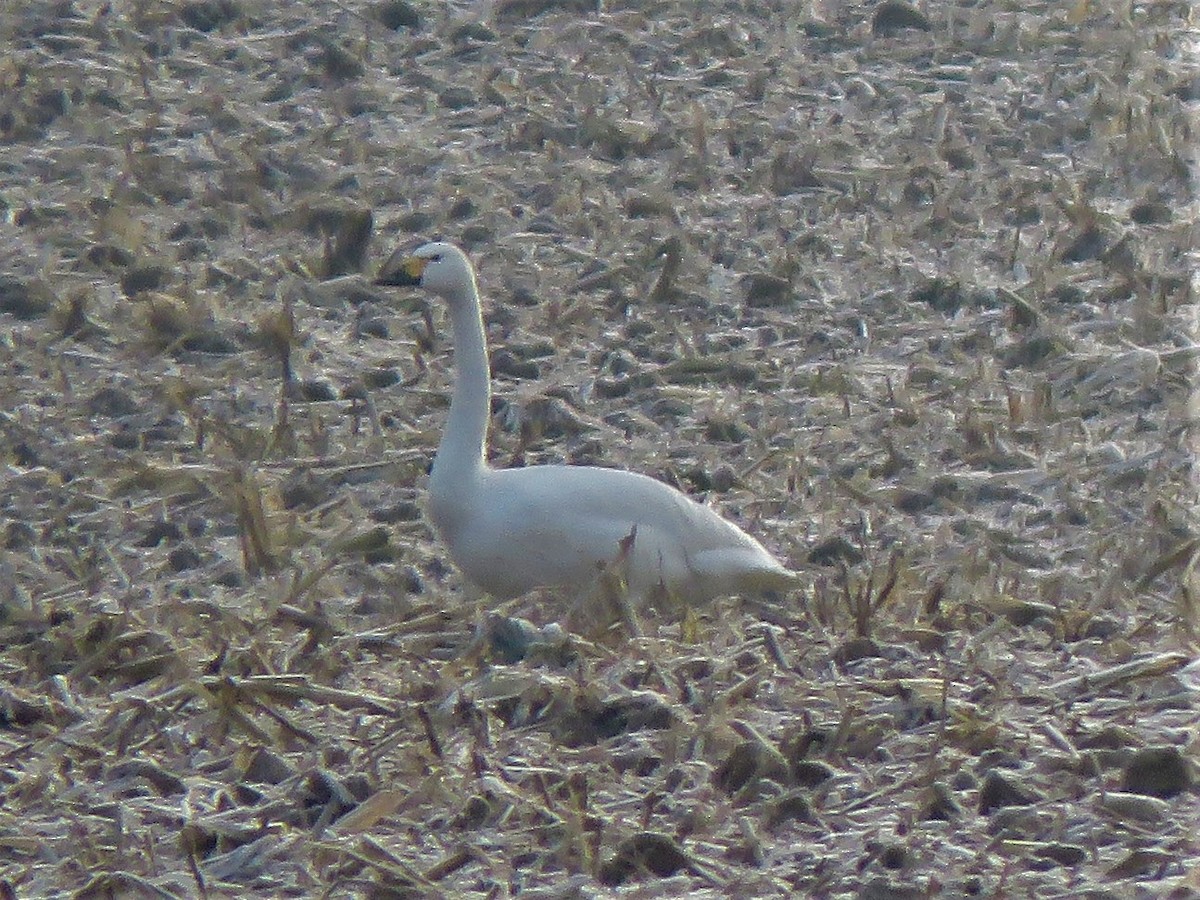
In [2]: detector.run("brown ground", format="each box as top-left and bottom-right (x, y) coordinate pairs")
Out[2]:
(0, 0), (1197, 897)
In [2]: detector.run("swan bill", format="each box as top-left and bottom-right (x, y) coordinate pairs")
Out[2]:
(375, 252), (427, 287)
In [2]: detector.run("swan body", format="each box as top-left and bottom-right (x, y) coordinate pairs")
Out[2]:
(376, 241), (796, 604)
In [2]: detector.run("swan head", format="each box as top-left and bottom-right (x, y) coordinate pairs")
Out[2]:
(375, 241), (475, 299)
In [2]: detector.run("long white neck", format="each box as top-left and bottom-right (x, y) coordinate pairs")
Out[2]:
(430, 276), (490, 492)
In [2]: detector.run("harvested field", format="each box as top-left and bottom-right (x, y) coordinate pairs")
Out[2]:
(0, 0), (1197, 897)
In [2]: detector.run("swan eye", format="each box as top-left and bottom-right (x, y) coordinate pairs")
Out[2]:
(429, 253), (443, 262)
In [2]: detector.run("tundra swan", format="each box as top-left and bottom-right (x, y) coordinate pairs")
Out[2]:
(375, 241), (796, 605)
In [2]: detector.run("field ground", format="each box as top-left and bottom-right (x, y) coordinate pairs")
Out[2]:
(0, 0), (1197, 897)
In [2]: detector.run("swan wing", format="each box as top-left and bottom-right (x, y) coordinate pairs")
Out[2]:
(444, 464), (791, 600)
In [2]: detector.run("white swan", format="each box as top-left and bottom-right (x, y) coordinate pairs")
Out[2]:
(376, 241), (796, 605)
